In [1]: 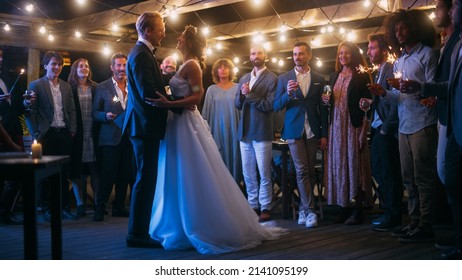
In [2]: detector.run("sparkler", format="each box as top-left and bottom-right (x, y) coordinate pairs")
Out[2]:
(8, 68), (25, 95)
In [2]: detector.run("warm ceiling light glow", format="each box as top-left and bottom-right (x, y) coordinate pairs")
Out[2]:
(233, 67), (239, 74)
(4, 24), (11, 31)
(172, 53), (179, 61)
(168, 5), (178, 20)
(311, 38), (320, 47)
(320, 27), (326, 34)
(206, 47), (212, 55)
(316, 59), (323, 67)
(263, 42), (271, 51)
(271, 57), (277, 63)
(429, 12), (436, 20)
(253, 0), (263, 6)
(363, 0), (371, 7)
(76, 0), (87, 6)
(112, 22), (119, 32)
(278, 59), (284, 66)
(327, 25), (334, 33)
(202, 26), (210, 36)
(253, 32), (264, 43)
(347, 31), (356, 41)
(75, 30), (82, 38)
(25, 4), (34, 12)
(279, 34), (286, 42)
(301, 18), (307, 25)
(339, 27), (345, 34)
(378, 0), (388, 9)
(233, 57), (240, 64)
(215, 42), (223, 50)
(103, 44), (111, 56)
(39, 25), (46, 34)
(279, 22), (287, 33)
(48, 34), (54, 41)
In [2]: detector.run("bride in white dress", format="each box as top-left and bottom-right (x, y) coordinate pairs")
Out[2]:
(146, 25), (283, 255)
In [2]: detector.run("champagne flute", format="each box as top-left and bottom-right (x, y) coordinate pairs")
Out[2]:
(322, 85), (332, 106)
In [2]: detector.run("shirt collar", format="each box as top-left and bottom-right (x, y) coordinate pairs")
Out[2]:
(252, 66), (267, 78)
(138, 38), (156, 53)
(294, 67), (311, 76)
(402, 42), (424, 56)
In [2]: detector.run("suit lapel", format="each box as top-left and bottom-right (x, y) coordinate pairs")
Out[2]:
(450, 38), (462, 88)
(251, 69), (267, 90)
(42, 77), (54, 110)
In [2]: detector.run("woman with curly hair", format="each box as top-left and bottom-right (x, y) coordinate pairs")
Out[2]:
(146, 25), (282, 254)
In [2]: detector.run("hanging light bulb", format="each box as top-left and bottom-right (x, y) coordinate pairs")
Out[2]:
(75, 30), (82, 38)
(48, 33), (54, 41)
(25, 4), (34, 13)
(39, 24), (46, 34)
(233, 57), (240, 64)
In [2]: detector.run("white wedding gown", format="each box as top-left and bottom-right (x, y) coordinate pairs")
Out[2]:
(149, 60), (282, 254)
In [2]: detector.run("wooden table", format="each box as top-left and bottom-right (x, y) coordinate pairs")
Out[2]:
(272, 139), (291, 219)
(0, 155), (69, 259)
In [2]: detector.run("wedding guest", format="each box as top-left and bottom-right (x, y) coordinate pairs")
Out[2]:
(274, 41), (328, 227)
(322, 41), (373, 225)
(68, 58), (99, 217)
(361, 33), (403, 232)
(92, 53), (133, 222)
(235, 43), (277, 222)
(24, 51), (78, 221)
(370, 9), (438, 243)
(202, 58), (242, 184)
(160, 56), (177, 85)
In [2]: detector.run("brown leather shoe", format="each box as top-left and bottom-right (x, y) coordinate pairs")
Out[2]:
(259, 209), (271, 222)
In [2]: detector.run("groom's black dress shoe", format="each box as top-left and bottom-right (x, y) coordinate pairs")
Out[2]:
(126, 236), (162, 248)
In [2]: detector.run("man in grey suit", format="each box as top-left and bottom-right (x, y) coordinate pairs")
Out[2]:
(92, 53), (133, 222)
(235, 43), (277, 222)
(24, 51), (77, 220)
(273, 42), (327, 228)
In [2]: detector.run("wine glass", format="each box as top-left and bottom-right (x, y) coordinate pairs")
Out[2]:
(288, 80), (299, 100)
(322, 85), (332, 106)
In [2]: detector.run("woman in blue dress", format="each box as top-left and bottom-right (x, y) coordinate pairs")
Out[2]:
(146, 25), (282, 255)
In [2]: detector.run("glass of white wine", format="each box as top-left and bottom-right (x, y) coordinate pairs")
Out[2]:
(322, 85), (332, 106)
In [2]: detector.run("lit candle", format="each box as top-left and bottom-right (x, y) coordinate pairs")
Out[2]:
(31, 140), (42, 159)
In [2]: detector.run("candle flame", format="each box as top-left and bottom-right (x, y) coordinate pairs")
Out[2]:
(387, 53), (397, 64)
(33, 139), (37, 145)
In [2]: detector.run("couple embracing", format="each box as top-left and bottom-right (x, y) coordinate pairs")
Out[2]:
(122, 12), (282, 255)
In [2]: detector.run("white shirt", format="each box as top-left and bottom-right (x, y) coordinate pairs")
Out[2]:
(294, 68), (314, 139)
(249, 67), (267, 90)
(138, 38), (156, 54)
(48, 80), (66, 128)
(112, 78), (128, 110)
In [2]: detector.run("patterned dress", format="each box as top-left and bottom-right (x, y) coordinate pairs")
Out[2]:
(325, 73), (372, 207)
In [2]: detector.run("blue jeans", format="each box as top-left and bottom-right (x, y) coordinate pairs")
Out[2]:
(240, 140), (273, 211)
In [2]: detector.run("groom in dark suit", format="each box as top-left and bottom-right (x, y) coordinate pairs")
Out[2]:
(122, 11), (168, 247)
(274, 42), (327, 228)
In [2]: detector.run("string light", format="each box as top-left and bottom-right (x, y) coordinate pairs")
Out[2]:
(233, 67), (239, 74)
(39, 24), (46, 34)
(233, 57), (240, 64)
(429, 12), (436, 20)
(48, 33), (54, 41)
(271, 57), (277, 63)
(4, 24), (11, 31)
(103, 43), (111, 55)
(206, 47), (212, 55)
(25, 4), (34, 13)
(202, 26), (210, 36)
(111, 21), (119, 32)
(278, 59), (284, 66)
(252, 0), (263, 6)
(75, 30), (82, 38)
(172, 53), (179, 61)
(279, 34), (286, 42)
(253, 32), (264, 43)
(76, 0), (87, 6)
(363, 0), (371, 8)
(215, 42), (223, 50)
(263, 42), (271, 51)
(316, 59), (323, 67)
(169, 6), (178, 20)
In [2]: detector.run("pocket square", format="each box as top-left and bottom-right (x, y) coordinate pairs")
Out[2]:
(314, 83), (321, 85)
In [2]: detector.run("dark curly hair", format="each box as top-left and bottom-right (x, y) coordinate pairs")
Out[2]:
(183, 25), (207, 70)
(383, 9), (437, 55)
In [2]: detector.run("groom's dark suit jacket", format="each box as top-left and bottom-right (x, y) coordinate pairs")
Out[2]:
(123, 42), (168, 139)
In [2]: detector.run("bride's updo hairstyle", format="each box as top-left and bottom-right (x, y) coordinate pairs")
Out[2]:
(183, 25), (206, 70)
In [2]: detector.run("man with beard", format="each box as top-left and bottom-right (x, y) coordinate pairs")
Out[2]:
(370, 9), (439, 243)
(92, 53), (133, 222)
(273, 41), (327, 227)
(235, 43), (277, 222)
(361, 33), (402, 231)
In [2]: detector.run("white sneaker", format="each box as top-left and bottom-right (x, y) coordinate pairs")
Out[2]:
(305, 212), (318, 228)
(297, 210), (307, 225)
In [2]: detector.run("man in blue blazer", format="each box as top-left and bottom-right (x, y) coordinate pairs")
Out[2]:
(92, 53), (133, 222)
(25, 51), (77, 221)
(235, 43), (277, 222)
(274, 42), (327, 228)
(441, 0), (462, 259)
(122, 11), (167, 248)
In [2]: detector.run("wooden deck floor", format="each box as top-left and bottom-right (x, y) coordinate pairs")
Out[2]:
(0, 205), (449, 260)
